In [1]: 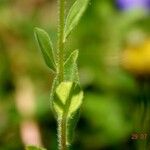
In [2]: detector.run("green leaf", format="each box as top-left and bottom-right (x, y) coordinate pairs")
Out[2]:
(66, 109), (80, 145)
(64, 0), (89, 41)
(50, 75), (59, 112)
(34, 27), (56, 71)
(52, 82), (83, 145)
(26, 145), (46, 150)
(64, 50), (79, 83)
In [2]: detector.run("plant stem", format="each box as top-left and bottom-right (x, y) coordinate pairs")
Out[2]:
(58, 0), (65, 82)
(58, 0), (67, 150)
(59, 116), (67, 150)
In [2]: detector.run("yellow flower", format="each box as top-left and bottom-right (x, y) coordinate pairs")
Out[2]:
(121, 39), (150, 75)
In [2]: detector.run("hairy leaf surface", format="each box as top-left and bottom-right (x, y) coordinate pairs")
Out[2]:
(52, 82), (83, 145)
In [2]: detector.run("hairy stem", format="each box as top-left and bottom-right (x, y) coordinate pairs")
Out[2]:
(59, 116), (67, 150)
(57, 0), (67, 150)
(58, 0), (65, 82)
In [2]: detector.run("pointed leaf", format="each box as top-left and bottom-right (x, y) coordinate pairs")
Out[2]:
(34, 27), (56, 71)
(64, 0), (89, 41)
(52, 81), (83, 145)
(26, 145), (46, 150)
(64, 50), (79, 83)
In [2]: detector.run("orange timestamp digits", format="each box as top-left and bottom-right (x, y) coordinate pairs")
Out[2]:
(131, 133), (147, 140)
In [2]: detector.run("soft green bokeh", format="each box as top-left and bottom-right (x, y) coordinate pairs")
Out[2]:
(0, 0), (150, 150)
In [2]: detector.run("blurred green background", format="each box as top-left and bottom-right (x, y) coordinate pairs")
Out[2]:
(0, 0), (150, 150)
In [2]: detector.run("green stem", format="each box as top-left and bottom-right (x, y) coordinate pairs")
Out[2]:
(59, 116), (67, 150)
(58, 0), (65, 82)
(57, 0), (67, 150)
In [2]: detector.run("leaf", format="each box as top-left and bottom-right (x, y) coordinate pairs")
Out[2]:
(66, 109), (80, 145)
(26, 145), (46, 150)
(52, 82), (83, 145)
(34, 27), (56, 71)
(50, 75), (59, 118)
(64, 50), (79, 83)
(64, 0), (89, 41)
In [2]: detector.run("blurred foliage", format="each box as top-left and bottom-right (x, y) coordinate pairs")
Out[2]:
(0, 0), (150, 150)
